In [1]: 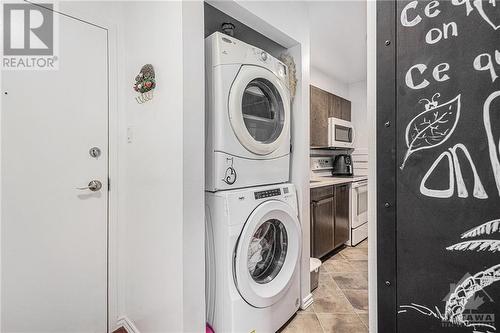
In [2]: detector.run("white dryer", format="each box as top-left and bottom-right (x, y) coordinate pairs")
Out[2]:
(205, 183), (301, 333)
(205, 32), (291, 192)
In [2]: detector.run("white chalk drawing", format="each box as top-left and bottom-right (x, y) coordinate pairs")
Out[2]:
(447, 240), (500, 252)
(461, 219), (500, 238)
(473, 0), (500, 31)
(484, 91), (500, 196)
(420, 151), (455, 198)
(452, 0), (500, 31)
(400, 218), (500, 332)
(447, 219), (500, 253)
(401, 93), (461, 170)
(473, 51), (500, 83)
(419, 143), (488, 199)
(401, 265), (500, 332)
(450, 144), (488, 199)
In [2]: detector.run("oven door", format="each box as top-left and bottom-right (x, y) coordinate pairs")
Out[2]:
(328, 117), (355, 148)
(351, 180), (368, 228)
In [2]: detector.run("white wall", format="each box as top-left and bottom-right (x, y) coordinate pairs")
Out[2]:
(181, 2), (206, 333)
(310, 66), (349, 99)
(119, 2), (185, 332)
(58, 2), (206, 332)
(119, 2), (206, 332)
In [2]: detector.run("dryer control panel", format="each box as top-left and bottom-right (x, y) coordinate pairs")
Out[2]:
(254, 188), (281, 200)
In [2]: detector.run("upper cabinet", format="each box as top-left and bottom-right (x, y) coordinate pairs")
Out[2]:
(310, 85), (352, 147)
(340, 98), (351, 121)
(310, 86), (329, 147)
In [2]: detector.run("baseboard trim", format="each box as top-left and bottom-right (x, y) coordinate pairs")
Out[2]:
(116, 316), (140, 333)
(301, 292), (314, 310)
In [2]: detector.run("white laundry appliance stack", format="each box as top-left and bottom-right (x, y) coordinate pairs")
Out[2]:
(204, 32), (302, 333)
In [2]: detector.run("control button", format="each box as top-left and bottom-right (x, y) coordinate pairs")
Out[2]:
(260, 51), (268, 61)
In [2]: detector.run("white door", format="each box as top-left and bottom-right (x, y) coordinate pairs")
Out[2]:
(2, 6), (108, 333)
(228, 66), (290, 156)
(234, 200), (301, 308)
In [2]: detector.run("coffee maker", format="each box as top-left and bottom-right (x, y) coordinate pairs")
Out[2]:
(332, 154), (353, 177)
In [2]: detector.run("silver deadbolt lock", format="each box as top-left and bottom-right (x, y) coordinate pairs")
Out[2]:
(89, 147), (101, 158)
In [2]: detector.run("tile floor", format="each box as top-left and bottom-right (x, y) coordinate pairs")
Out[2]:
(280, 240), (369, 333)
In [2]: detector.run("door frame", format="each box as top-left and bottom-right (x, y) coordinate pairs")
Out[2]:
(376, 0), (397, 332)
(25, 3), (120, 331)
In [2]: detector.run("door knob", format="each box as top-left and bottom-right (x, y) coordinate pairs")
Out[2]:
(77, 180), (102, 191)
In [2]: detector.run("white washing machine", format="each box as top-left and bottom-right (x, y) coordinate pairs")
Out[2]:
(205, 183), (302, 333)
(205, 32), (291, 192)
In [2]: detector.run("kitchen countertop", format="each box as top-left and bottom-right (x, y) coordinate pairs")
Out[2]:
(310, 175), (368, 189)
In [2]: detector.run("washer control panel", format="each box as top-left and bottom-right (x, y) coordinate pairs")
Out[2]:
(254, 188), (281, 200)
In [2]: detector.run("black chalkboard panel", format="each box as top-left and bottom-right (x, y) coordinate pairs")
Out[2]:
(378, 1), (500, 332)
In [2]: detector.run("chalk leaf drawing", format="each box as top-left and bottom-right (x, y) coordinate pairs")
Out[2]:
(401, 93), (461, 170)
(484, 91), (500, 197)
(473, 0), (500, 31)
(462, 219), (500, 239)
(400, 218), (500, 332)
(447, 219), (500, 253)
(447, 240), (500, 253)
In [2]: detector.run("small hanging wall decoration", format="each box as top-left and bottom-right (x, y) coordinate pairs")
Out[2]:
(278, 53), (297, 102)
(133, 64), (156, 104)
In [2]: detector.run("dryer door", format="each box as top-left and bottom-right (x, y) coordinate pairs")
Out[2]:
(228, 65), (290, 156)
(234, 200), (301, 308)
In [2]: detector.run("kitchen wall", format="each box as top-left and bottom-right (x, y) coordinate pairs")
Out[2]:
(349, 80), (368, 150)
(310, 66), (349, 99)
(349, 80), (368, 175)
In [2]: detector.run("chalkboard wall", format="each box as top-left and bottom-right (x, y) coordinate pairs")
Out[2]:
(378, 1), (500, 332)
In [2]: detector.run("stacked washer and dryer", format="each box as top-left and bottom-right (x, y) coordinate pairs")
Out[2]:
(205, 32), (302, 333)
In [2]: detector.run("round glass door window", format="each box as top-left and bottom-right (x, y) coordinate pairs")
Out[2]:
(247, 219), (288, 284)
(241, 78), (285, 144)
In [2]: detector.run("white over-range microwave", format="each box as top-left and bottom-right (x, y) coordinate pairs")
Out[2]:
(328, 117), (355, 148)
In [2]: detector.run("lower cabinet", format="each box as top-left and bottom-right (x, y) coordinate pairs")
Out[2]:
(310, 184), (350, 258)
(310, 186), (335, 258)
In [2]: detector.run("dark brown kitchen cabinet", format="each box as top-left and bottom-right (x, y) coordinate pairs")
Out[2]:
(310, 86), (329, 147)
(340, 98), (351, 121)
(310, 85), (352, 147)
(334, 184), (350, 248)
(311, 184), (351, 258)
(310, 186), (335, 258)
(328, 94), (342, 119)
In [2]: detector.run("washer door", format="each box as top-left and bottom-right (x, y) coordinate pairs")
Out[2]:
(234, 200), (301, 308)
(229, 65), (290, 156)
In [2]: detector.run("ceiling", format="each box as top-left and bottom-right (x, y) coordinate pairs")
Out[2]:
(307, 1), (367, 84)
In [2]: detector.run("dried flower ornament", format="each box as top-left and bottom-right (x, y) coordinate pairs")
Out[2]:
(278, 53), (297, 102)
(134, 64), (156, 104)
